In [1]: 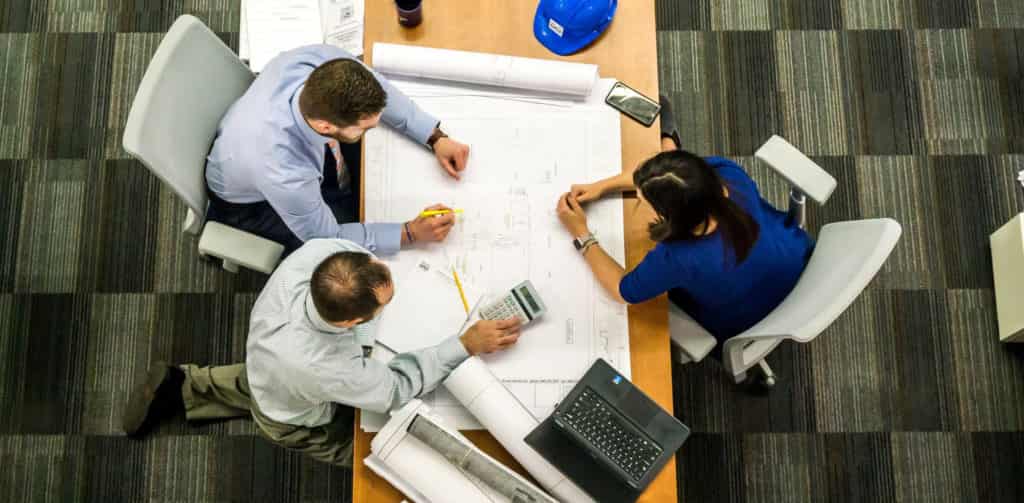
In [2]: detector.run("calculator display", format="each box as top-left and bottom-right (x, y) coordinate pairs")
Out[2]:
(519, 286), (541, 312)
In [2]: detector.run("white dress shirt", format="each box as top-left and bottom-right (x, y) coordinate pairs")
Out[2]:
(246, 239), (469, 427)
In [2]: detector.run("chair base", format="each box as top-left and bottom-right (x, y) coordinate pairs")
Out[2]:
(734, 360), (777, 390)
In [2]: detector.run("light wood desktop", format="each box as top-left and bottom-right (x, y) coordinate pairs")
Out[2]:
(355, 1), (674, 501)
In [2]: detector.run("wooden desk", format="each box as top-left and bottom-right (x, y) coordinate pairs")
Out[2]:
(355, 1), (673, 501)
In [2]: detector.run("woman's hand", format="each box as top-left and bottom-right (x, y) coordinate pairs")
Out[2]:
(556, 193), (590, 238)
(569, 182), (606, 203)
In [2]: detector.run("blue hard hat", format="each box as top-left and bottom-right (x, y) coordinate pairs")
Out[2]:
(534, 0), (617, 56)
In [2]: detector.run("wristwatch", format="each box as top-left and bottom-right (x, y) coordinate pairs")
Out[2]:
(573, 233), (596, 252)
(427, 125), (448, 151)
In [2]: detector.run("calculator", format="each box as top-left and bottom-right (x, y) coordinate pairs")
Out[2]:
(479, 280), (547, 325)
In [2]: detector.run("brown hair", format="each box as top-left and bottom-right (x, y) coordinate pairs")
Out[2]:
(310, 252), (392, 323)
(633, 150), (760, 264)
(299, 59), (387, 126)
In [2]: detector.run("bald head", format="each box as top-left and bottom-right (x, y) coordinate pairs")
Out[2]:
(310, 252), (393, 324)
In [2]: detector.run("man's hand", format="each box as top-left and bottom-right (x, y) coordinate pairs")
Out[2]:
(406, 204), (456, 243)
(460, 319), (522, 355)
(434, 137), (470, 180)
(556, 192), (590, 238)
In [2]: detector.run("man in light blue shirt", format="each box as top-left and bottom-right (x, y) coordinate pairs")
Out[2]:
(206, 44), (471, 254)
(123, 239), (520, 467)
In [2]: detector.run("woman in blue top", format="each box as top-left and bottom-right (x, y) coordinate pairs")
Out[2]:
(556, 115), (813, 377)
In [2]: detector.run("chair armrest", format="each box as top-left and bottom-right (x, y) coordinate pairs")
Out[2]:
(669, 303), (717, 363)
(198, 222), (284, 274)
(755, 135), (837, 205)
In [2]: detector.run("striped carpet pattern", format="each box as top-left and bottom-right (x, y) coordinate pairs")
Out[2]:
(0, 0), (1023, 501)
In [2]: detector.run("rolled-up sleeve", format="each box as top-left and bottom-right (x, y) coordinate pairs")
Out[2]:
(317, 334), (469, 413)
(370, 67), (438, 145)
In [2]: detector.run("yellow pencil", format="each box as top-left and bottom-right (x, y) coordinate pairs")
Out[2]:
(420, 209), (464, 217)
(451, 267), (470, 314)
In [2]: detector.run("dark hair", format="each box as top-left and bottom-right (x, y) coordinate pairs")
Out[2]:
(310, 252), (392, 323)
(633, 150), (760, 264)
(299, 59), (387, 126)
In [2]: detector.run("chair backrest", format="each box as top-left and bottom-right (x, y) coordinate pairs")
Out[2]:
(755, 135), (837, 205)
(122, 15), (253, 224)
(723, 218), (902, 372)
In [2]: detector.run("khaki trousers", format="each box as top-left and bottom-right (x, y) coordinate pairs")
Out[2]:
(180, 364), (354, 468)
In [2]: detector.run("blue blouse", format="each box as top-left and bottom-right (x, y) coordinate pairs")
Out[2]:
(618, 157), (813, 341)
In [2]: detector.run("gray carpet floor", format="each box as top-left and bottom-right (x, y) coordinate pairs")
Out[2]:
(2, 0), (1024, 501)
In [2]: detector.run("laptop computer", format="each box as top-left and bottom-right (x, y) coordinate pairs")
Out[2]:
(524, 359), (690, 503)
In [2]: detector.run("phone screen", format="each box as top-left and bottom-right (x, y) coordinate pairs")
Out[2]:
(606, 82), (660, 126)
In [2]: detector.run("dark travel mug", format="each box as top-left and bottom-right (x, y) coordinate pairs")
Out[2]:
(396, 0), (423, 27)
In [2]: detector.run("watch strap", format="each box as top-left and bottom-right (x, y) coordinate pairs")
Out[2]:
(427, 126), (448, 150)
(573, 234), (596, 251)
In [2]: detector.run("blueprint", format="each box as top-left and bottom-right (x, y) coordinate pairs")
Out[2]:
(361, 46), (629, 431)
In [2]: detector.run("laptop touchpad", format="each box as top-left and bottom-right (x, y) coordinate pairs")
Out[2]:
(623, 389), (659, 426)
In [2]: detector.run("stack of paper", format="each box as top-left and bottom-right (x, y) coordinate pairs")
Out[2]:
(239, 0), (365, 72)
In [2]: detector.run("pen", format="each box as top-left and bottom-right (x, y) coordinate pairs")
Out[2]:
(419, 209), (464, 217)
(452, 267), (470, 314)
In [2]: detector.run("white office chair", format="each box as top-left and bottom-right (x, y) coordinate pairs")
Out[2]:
(122, 15), (284, 274)
(670, 136), (902, 387)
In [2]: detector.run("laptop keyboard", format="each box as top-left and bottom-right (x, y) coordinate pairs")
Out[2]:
(554, 387), (663, 484)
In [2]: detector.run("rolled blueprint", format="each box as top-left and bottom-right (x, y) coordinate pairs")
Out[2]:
(444, 357), (594, 503)
(370, 400), (507, 502)
(373, 43), (599, 98)
(408, 414), (556, 503)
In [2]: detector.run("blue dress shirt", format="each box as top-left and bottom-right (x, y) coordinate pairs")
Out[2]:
(619, 157), (814, 342)
(206, 45), (439, 255)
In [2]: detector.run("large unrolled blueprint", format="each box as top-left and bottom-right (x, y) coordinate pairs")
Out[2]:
(363, 44), (631, 432)
(444, 357), (594, 503)
(372, 43), (599, 98)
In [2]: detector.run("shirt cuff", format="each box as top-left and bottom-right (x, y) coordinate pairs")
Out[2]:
(437, 333), (470, 367)
(338, 222), (403, 256)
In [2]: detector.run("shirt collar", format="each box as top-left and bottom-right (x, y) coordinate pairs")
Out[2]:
(304, 293), (349, 334)
(291, 84), (330, 149)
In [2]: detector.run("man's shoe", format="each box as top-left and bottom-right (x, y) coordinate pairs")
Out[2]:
(123, 362), (186, 438)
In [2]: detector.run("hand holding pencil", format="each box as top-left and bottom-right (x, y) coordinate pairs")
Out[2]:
(404, 204), (457, 244)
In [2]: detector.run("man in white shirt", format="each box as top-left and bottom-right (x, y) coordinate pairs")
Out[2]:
(123, 239), (519, 467)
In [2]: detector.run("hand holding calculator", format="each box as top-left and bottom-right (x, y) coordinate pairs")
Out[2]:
(479, 280), (547, 325)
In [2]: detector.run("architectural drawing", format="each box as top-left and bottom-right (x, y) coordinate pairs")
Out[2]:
(362, 76), (629, 431)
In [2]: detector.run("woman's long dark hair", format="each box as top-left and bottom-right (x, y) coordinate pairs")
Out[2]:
(633, 150), (760, 264)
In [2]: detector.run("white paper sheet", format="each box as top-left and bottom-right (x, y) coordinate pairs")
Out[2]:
(239, 0), (365, 70)
(245, 0), (323, 72)
(320, 0), (365, 56)
(373, 43), (599, 99)
(375, 258), (481, 354)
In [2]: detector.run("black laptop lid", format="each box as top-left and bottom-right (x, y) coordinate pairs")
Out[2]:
(524, 358), (690, 503)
